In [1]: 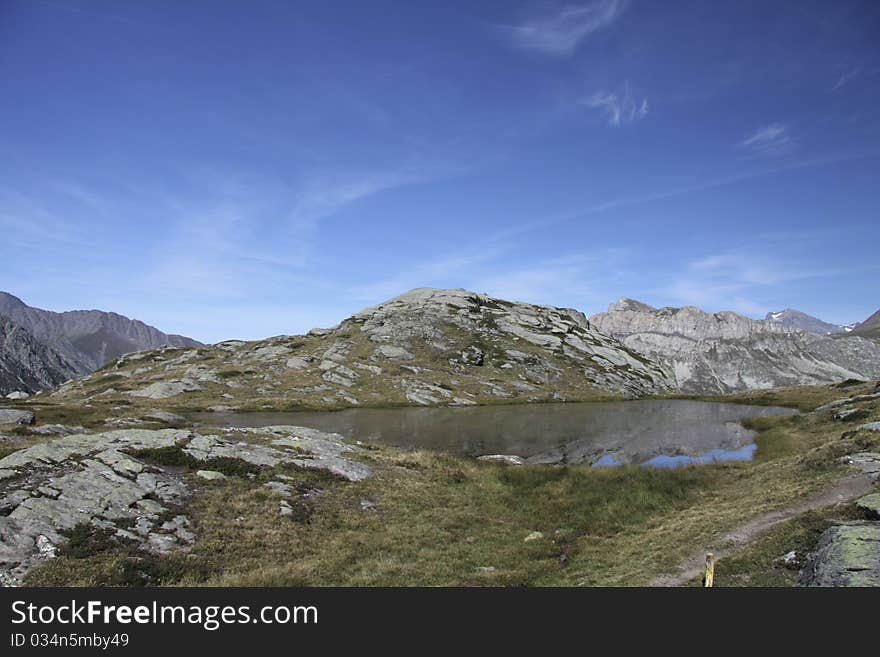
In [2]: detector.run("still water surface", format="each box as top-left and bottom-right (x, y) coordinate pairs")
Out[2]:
(192, 399), (797, 467)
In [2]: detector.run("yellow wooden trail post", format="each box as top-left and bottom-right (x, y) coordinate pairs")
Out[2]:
(703, 552), (715, 587)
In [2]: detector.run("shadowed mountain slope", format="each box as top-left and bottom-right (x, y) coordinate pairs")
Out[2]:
(0, 291), (202, 376)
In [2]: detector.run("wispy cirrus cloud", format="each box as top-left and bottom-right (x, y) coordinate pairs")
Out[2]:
(347, 246), (510, 303)
(348, 244), (631, 315)
(489, 151), (879, 245)
(289, 169), (428, 229)
(646, 249), (786, 315)
(143, 166), (435, 300)
(739, 123), (786, 147)
(0, 187), (99, 251)
(660, 241), (880, 317)
(737, 123), (794, 158)
(499, 0), (628, 56)
(0, 158), (455, 342)
(583, 81), (648, 126)
(828, 66), (862, 93)
(467, 250), (629, 308)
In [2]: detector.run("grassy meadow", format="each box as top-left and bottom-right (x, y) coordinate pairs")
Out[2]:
(13, 380), (879, 587)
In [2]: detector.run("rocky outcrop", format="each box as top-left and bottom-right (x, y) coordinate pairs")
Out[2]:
(477, 454), (526, 466)
(0, 317), (77, 395)
(42, 288), (872, 407)
(816, 392), (880, 413)
(840, 453), (880, 483)
(764, 308), (852, 335)
(49, 288), (674, 412)
(799, 524), (880, 587)
(0, 291), (202, 376)
(0, 425), (370, 585)
(342, 288), (672, 398)
(590, 299), (880, 394)
(0, 409), (35, 426)
(128, 380), (203, 399)
(857, 493), (880, 519)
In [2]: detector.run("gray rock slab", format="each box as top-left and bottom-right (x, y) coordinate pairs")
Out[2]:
(142, 409), (188, 424)
(477, 454), (526, 466)
(856, 493), (880, 519)
(800, 524), (880, 587)
(0, 409), (35, 426)
(195, 469), (226, 481)
(0, 424), (371, 584)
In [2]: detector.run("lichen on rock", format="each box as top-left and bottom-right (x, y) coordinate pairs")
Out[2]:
(0, 425), (371, 585)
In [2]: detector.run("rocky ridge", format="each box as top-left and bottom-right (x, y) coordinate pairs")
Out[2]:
(847, 308), (880, 341)
(46, 288), (674, 416)
(346, 289), (671, 397)
(764, 308), (853, 335)
(0, 317), (78, 396)
(590, 298), (880, 394)
(0, 291), (202, 377)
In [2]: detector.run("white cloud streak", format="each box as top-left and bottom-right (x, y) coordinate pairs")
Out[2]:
(660, 244), (880, 317)
(488, 151), (878, 245)
(737, 123), (794, 158)
(289, 170), (427, 229)
(739, 123), (785, 147)
(142, 167), (430, 301)
(347, 247), (510, 303)
(500, 0), (627, 56)
(348, 245), (633, 317)
(0, 188), (96, 251)
(583, 81), (648, 126)
(828, 66), (862, 93)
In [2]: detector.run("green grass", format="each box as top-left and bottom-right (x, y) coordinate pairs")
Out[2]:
(90, 374), (128, 385)
(684, 381), (878, 412)
(199, 456), (262, 477)
(18, 380), (880, 587)
(25, 523), (211, 587)
(59, 524), (127, 559)
(175, 456), (726, 587)
(129, 445), (198, 468)
(127, 446), (263, 477)
(217, 370), (244, 379)
(700, 503), (869, 587)
(13, 401), (116, 429)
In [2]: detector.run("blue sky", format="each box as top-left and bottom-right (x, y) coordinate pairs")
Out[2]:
(1, 0), (878, 343)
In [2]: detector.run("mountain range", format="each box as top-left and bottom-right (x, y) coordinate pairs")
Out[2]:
(847, 308), (880, 340)
(0, 316), (78, 395)
(591, 299), (880, 394)
(0, 292), (201, 395)
(2, 288), (878, 401)
(764, 308), (855, 335)
(47, 288), (672, 413)
(34, 288), (880, 417)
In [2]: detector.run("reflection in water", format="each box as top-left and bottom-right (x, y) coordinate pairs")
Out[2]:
(635, 444), (758, 468)
(192, 399), (796, 467)
(592, 454), (623, 467)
